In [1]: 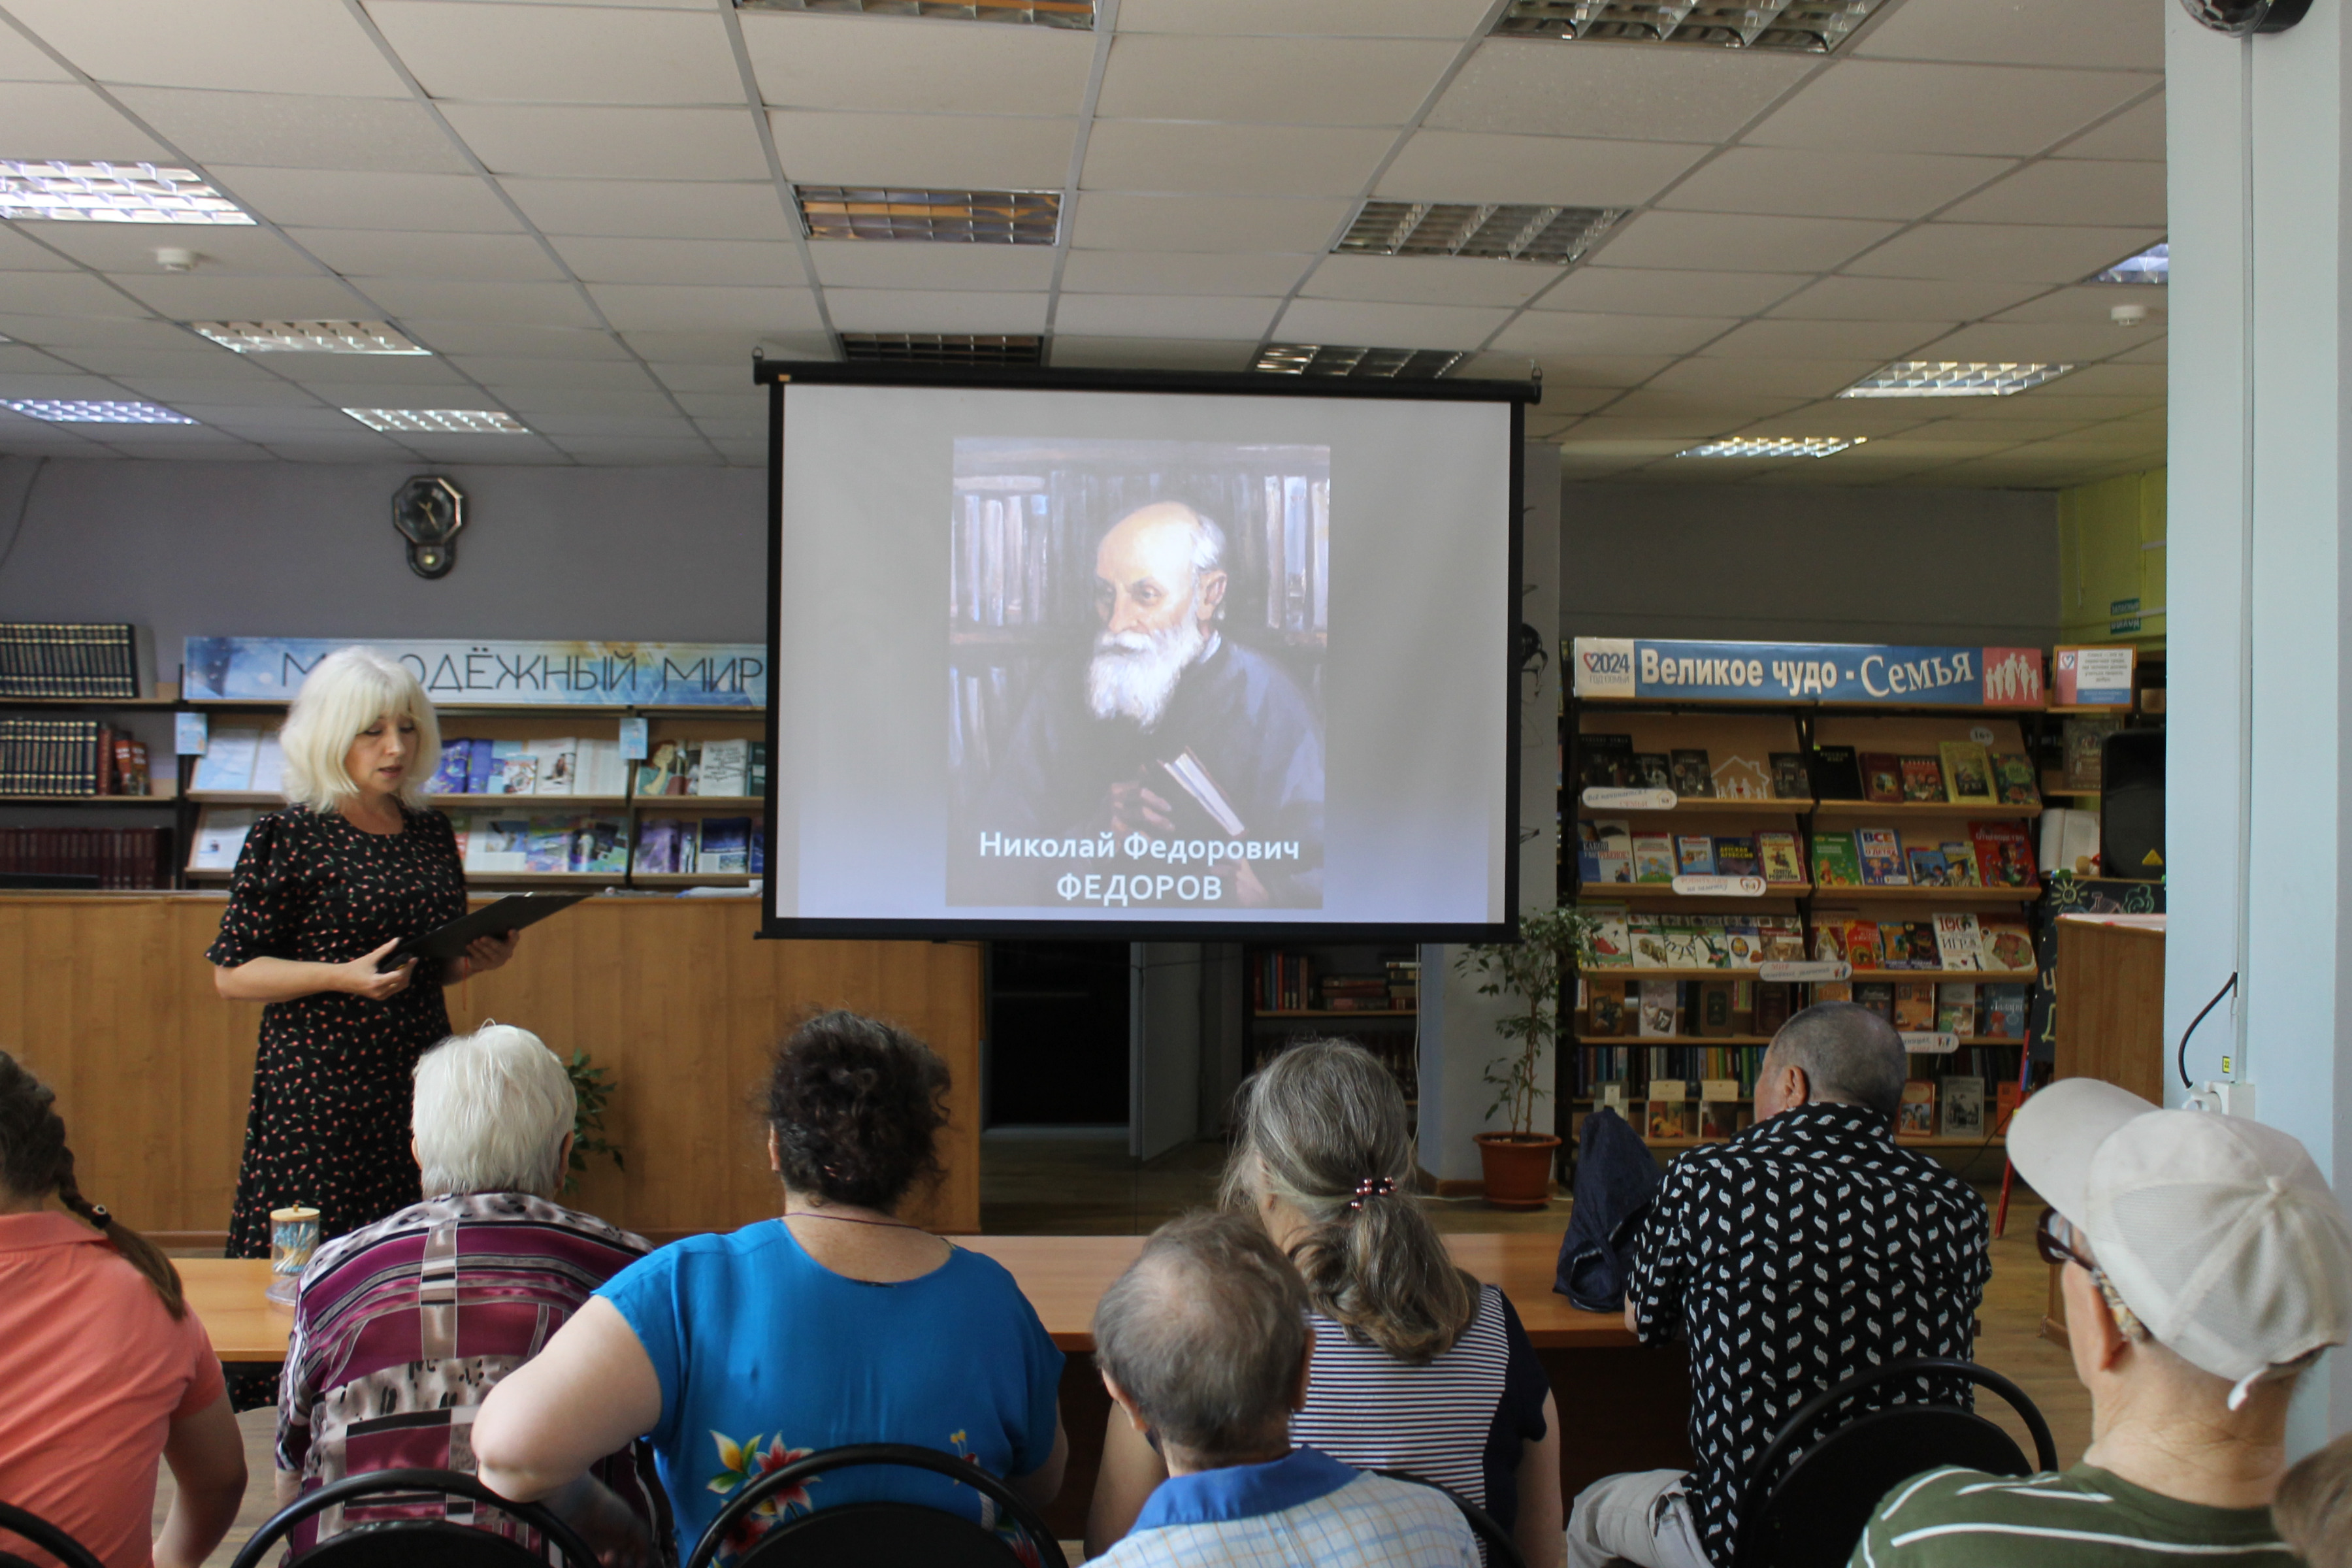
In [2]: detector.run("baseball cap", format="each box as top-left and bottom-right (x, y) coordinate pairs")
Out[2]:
(2010, 1078), (2352, 1397)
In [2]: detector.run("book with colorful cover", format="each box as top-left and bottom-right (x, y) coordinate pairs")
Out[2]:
(427, 740), (474, 796)
(572, 817), (629, 875)
(1942, 1077), (1985, 1139)
(1995, 1081), (2024, 1133)
(1968, 821), (2036, 888)
(1897, 1080), (1936, 1139)
(1938, 840), (1981, 886)
(699, 816), (753, 874)
(1588, 908), (1633, 968)
(465, 815), (529, 874)
(1646, 1098), (1690, 1141)
(1590, 819), (1633, 884)
(1936, 982), (1979, 1037)
(1992, 752), (2040, 806)
(1812, 921), (1848, 963)
(1906, 845), (1952, 887)
(1638, 978), (1679, 1037)
(1676, 834), (1716, 875)
(1712, 836), (1761, 880)
(1842, 919), (1886, 970)
(534, 738), (580, 796)
(1669, 749), (1714, 799)
(1893, 981), (1936, 1030)
(1979, 917), (2036, 974)
(1757, 831), (1804, 884)
(1812, 830), (1863, 887)
(1933, 912), (1985, 971)
(2063, 717), (2121, 792)
(1632, 832), (1676, 883)
(523, 818), (573, 873)
(1770, 753), (1810, 800)
(1880, 921), (1935, 969)
(463, 737), (497, 794)
(1938, 741), (1995, 804)
(1861, 752), (1904, 804)
(1899, 755), (1946, 803)
(1587, 976), (1629, 1036)
(1857, 828), (1908, 885)
(1697, 1100), (1741, 1140)
(1982, 983), (2029, 1039)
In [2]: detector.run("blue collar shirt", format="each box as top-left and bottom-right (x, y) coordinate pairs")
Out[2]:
(1094, 1446), (1480, 1568)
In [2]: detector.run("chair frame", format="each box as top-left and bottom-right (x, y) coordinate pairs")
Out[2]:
(1370, 1469), (1529, 1568)
(683, 1443), (1067, 1568)
(227, 1467), (602, 1568)
(1729, 1356), (2059, 1568)
(0, 1501), (106, 1568)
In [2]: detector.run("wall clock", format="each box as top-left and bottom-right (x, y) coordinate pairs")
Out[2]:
(2181, 0), (2311, 35)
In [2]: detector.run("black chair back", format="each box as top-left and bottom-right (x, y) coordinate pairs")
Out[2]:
(684, 1444), (1067, 1568)
(1730, 1357), (2058, 1568)
(0, 1501), (106, 1568)
(228, 1468), (602, 1568)
(1371, 1471), (1527, 1568)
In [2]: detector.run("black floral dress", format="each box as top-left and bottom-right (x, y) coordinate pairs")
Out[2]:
(207, 804), (468, 1258)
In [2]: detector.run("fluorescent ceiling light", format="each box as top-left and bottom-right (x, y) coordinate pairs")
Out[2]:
(343, 408), (528, 434)
(794, 186), (1059, 245)
(1254, 344), (1466, 379)
(1838, 361), (2075, 398)
(3, 399), (195, 424)
(1337, 201), (1622, 266)
(840, 333), (1042, 365)
(1678, 434), (1863, 457)
(736, 0), (1092, 24)
(1492, 0), (1887, 51)
(0, 161), (253, 225)
(191, 321), (429, 355)
(2088, 240), (2167, 285)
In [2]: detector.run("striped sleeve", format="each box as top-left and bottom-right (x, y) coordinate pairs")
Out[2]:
(1850, 1467), (2298, 1568)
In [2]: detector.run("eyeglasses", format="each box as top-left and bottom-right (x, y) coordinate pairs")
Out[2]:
(2036, 1207), (2148, 1340)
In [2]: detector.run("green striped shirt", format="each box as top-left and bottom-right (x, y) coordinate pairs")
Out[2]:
(1850, 1465), (2296, 1567)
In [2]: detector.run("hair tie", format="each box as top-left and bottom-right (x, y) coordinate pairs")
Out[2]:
(87, 1203), (111, 1227)
(1347, 1177), (1397, 1211)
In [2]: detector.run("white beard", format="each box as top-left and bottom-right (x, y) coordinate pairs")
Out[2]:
(1087, 615), (1209, 730)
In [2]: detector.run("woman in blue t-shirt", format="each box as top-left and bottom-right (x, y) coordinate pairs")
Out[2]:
(476, 1011), (1068, 1565)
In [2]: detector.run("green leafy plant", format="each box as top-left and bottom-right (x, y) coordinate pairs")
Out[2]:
(564, 1049), (625, 1192)
(1454, 906), (1602, 1139)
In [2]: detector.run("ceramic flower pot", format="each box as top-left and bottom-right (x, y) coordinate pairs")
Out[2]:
(1475, 1132), (1562, 1211)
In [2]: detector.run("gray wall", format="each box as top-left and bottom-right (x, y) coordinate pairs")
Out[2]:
(0, 456), (768, 689)
(1560, 482), (2063, 648)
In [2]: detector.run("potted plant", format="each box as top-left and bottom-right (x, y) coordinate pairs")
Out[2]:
(1455, 905), (1598, 1210)
(563, 1049), (625, 1196)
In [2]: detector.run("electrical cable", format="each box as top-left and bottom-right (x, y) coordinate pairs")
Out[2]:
(2178, 972), (2238, 1090)
(0, 456), (50, 582)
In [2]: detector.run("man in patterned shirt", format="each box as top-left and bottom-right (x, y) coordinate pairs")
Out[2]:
(1088, 1210), (1480, 1568)
(1566, 1002), (1990, 1568)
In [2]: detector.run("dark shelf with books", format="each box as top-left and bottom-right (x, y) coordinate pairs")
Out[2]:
(2, 628), (183, 889)
(1244, 945), (1421, 1108)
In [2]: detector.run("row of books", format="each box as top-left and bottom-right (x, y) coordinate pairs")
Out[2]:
(1811, 912), (2038, 973)
(1812, 822), (2036, 889)
(1591, 973), (2032, 1040)
(1584, 1077), (2012, 1143)
(1578, 822), (1806, 885)
(1584, 977), (1795, 1039)
(188, 807), (766, 877)
(1582, 1044), (1770, 1097)
(193, 730), (768, 801)
(0, 623), (138, 700)
(0, 826), (170, 888)
(1251, 951), (1419, 1013)
(1584, 907), (2034, 972)
(422, 736), (630, 797)
(1578, 737), (2039, 808)
(0, 718), (154, 796)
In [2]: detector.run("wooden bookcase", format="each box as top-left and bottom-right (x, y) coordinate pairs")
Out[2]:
(0, 691), (187, 889)
(1243, 941), (1421, 1115)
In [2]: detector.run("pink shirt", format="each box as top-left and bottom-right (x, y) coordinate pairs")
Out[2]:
(0, 1211), (225, 1568)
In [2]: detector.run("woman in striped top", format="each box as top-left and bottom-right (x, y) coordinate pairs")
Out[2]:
(1087, 1039), (1561, 1568)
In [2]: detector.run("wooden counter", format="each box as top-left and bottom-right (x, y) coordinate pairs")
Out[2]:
(0, 894), (983, 1241)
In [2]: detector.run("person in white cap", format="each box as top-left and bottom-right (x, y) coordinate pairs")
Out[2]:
(1851, 1077), (2352, 1567)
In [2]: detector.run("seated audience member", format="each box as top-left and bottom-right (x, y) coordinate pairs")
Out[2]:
(2278, 1431), (2352, 1568)
(276, 1023), (657, 1558)
(474, 1011), (1068, 1561)
(1570, 1002), (1991, 1568)
(1089, 1209), (1482, 1568)
(0, 1051), (246, 1568)
(1089, 1038), (1561, 1567)
(1853, 1079), (2352, 1567)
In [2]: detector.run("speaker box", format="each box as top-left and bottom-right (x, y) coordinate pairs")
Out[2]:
(2100, 728), (2164, 879)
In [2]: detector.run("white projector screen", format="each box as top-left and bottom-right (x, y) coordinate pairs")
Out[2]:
(762, 370), (1523, 939)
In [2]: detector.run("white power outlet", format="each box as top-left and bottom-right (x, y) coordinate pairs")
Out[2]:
(2186, 1081), (2256, 1118)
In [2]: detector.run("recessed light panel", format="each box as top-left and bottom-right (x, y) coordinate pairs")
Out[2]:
(2, 399), (196, 424)
(191, 321), (430, 355)
(1492, 0), (1887, 50)
(1678, 435), (1863, 457)
(0, 161), (253, 225)
(737, 0), (1091, 24)
(794, 187), (1060, 245)
(1254, 344), (1467, 379)
(2089, 241), (2168, 285)
(1839, 361), (2075, 398)
(840, 333), (1043, 365)
(343, 408), (529, 434)
(1337, 201), (1623, 266)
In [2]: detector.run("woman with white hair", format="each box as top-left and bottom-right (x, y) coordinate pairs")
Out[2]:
(208, 647), (519, 1262)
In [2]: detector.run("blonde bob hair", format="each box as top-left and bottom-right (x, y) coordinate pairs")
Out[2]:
(413, 1023), (576, 1198)
(279, 645), (440, 813)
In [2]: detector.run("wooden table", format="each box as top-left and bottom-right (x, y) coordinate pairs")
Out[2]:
(184, 1233), (1689, 1537)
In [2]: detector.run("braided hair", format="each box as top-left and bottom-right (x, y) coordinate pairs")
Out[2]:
(0, 1050), (184, 1318)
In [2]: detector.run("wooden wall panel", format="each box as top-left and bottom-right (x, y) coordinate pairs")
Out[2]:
(0, 896), (981, 1243)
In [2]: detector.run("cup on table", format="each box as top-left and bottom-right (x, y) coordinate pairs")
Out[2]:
(265, 1205), (320, 1305)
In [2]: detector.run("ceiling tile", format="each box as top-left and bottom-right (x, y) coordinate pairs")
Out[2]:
(1488, 312), (1732, 357)
(1607, 388), (1808, 422)
(769, 111), (1075, 189)
(1988, 284), (2166, 326)
(1272, 298), (1513, 351)
(1068, 192), (1352, 252)
(363, 3), (743, 105)
(1744, 62), (2153, 157)
(524, 411), (698, 438)
(805, 242), (1056, 292)
(481, 386), (673, 417)
(1298, 253), (1558, 308)
(669, 389), (761, 417)
(244, 354), (468, 387)
(396, 321), (632, 359)
(1594, 212), (1900, 274)
(455, 357), (659, 389)
(550, 236), (805, 287)
(1539, 267), (1799, 316)
(743, 11), (1094, 114)
(1854, 0), (2163, 71)
(580, 284), (825, 333)
(1644, 358), (1884, 399)
(2114, 336), (2166, 363)
(1426, 39), (1814, 143)
(6, 0), (411, 95)
(109, 88), (473, 174)
(1083, 122), (1390, 196)
(1844, 223), (2163, 282)
(1769, 274), (2050, 319)
(1658, 148), (2015, 221)
(29, 223), (325, 276)
(500, 179), (792, 240)
(0, 272), (155, 317)
(0, 83), (172, 161)
(1059, 250), (1313, 297)
(287, 228), (565, 282)
(355, 278), (601, 328)
(1918, 321), (2155, 363)
(1457, 351), (1674, 386)
(2031, 362), (2166, 397)
(0, 314), (218, 348)
(2055, 95), (2164, 162)
(0, 370), (169, 399)
(1043, 336), (1261, 370)
(209, 167), (523, 233)
(1096, 35), (1455, 126)
(0, 24), (72, 82)
(438, 105), (770, 182)
(1115, 0), (1493, 37)
(623, 328), (830, 363)
(649, 363), (753, 393)
(55, 346), (270, 380)
(1698, 318), (1953, 359)
(546, 437), (714, 465)
(824, 289), (1049, 334)
(105, 274), (372, 319)
(173, 405), (359, 432)
(1375, 131), (1705, 207)
(1938, 160), (2165, 229)
(1052, 293), (1280, 340)
(0, 229), (84, 272)
(1564, 413), (1744, 440)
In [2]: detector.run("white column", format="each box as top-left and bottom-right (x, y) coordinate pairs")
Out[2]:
(2165, 3), (2352, 1448)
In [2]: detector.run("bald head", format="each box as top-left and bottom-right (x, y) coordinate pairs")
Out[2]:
(1094, 502), (1227, 641)
(1760, 1000), (1908, 1120)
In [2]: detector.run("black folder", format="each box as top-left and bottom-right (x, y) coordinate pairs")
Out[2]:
(378, 890), (598, 969)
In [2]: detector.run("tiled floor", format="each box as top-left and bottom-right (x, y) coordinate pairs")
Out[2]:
(157, 1135), (2089, 1563)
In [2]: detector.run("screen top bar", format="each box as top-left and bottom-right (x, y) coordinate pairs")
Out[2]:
(751, 357), (1542, 404)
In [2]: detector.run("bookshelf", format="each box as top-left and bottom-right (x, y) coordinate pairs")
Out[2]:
(1245, 943), (1420, 1111)
(0, 685), (186, 889)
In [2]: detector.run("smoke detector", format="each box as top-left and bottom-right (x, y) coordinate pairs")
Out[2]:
(155, 246), (197, 272)
(2111, 301), (2149, 327)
